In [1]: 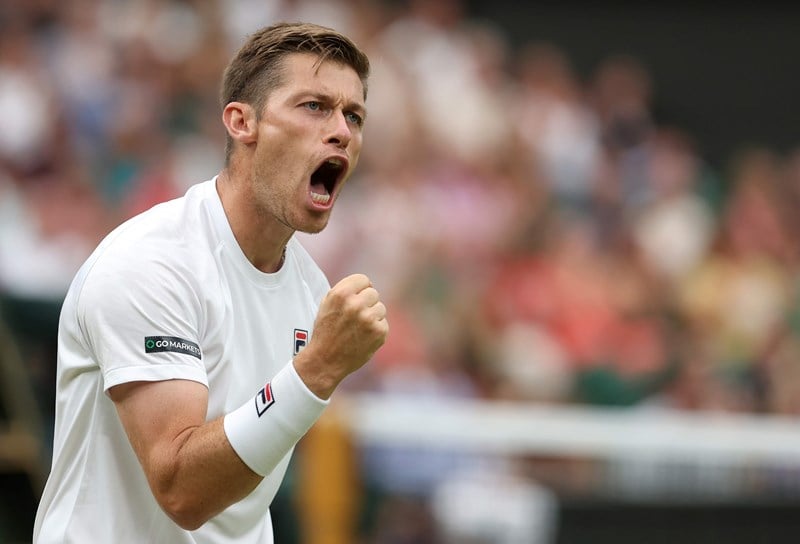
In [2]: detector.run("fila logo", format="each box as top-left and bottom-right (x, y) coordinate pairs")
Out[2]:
(294, 329), (308, 355)
(255, 382), (275, 417)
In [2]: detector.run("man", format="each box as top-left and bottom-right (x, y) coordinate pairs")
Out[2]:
(33, 22), (388, 543)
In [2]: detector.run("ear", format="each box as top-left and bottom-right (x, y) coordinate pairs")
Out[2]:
(222, 101), (259, 146)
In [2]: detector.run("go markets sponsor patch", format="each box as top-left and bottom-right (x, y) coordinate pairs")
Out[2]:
(144, 336), (202, 360)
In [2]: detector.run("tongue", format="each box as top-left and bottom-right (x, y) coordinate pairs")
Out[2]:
(310, 180), (329, 196)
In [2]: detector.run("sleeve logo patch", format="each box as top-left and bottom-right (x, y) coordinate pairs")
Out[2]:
(255, 382), (275, 417)
(144, 336), (202, 360)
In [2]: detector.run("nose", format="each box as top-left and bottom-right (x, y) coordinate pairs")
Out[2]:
(325, 110), (352, 148)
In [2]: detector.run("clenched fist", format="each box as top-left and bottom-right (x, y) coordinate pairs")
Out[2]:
(293, 274), (389, 399)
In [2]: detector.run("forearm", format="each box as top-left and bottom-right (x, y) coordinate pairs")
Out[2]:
(147, 418), (262, 530)
(114, 361), (326, 530)
(116, 269), (387, 530)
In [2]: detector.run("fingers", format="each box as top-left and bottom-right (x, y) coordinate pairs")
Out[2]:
(324, 273), (386, 328)
(331, 273), (372, 296)
(356, 287), (380, 308)
(302, 273), (389, 394)
(362, 299), (387, 323)
(327, 275), (382, 313)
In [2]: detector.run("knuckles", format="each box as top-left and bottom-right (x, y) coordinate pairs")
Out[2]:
(342, 295), (363, 316)
(319, 277), (387, 346)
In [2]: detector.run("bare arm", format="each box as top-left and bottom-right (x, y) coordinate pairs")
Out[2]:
(109, 379), (261, 530)
(107, 273), (388, 530)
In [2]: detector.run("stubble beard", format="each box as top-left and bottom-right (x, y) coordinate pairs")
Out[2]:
(250, 162), (330, 235)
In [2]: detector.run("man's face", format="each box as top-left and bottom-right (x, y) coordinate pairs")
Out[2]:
(250, 52), (366, 234)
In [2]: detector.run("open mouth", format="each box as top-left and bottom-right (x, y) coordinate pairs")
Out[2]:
(310, 157), (347, 206)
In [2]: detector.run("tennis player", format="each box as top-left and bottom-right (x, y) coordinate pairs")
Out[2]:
(33, 21), (387, 543)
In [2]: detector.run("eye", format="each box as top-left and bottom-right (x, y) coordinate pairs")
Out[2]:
(304, 101), (321, 111)
(345, 112), (363, 127)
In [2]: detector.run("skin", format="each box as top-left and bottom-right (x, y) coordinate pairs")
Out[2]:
(108, 53), (388, 530)
(219, 52), (367, 273)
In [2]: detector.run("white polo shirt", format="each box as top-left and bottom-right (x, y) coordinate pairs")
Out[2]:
(34, 178), (329, 543)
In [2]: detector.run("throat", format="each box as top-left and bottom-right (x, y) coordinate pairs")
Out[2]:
(257, 246), (287, 274)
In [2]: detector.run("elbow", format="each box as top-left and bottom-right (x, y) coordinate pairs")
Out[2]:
(147, 458), (220, 530)
(169, 512), (208, 532)
(156, 490), (215, 531)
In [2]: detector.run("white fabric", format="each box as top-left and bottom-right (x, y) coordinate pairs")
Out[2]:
(33, 178), (330, 544)
(224, 360), (327, 477)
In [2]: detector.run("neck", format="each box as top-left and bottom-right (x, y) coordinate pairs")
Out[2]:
(216, 168), (293, 273)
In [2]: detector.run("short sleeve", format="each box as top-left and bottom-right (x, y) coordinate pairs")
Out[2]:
(76, 242), (209, 392)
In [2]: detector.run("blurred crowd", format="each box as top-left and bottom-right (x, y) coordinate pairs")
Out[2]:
(3, 0), (800, 408)
(4, 0), (795, 410)
(2, 0), (800, 540)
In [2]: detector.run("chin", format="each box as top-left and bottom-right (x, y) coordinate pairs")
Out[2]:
(297, 217), (330, 235)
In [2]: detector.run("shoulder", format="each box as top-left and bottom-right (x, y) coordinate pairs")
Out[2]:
(72, 182), (220, 317)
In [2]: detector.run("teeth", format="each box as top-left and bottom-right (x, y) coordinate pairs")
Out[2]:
(311, 192), (331, 204)
(326, 158), (344, 169)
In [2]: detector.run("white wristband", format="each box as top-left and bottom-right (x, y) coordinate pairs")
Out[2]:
(223, 360), (329, 476)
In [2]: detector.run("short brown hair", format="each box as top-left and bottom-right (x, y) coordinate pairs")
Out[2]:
(220, 22), (371, 162)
